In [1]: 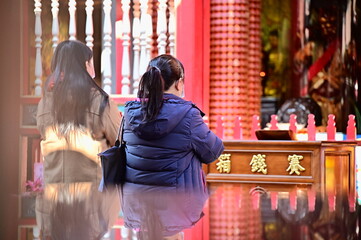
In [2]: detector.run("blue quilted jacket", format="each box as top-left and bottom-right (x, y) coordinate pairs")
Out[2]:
(123, 93), (224, 189)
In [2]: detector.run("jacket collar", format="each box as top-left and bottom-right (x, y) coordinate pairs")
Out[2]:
(163, 93), (183, 101)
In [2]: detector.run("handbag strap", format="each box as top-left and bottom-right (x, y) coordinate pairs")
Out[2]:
(115, 116), (125, 147)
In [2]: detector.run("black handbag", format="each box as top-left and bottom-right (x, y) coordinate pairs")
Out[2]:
(98, 117), (126, 190)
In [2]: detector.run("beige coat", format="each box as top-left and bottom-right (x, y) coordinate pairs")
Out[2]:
(36, 91), (121, 184)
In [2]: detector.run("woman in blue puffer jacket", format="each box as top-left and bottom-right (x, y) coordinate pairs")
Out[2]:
(121, 54), (224, 240)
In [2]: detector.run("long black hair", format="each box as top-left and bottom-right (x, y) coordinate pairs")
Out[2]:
(138, 54), (184, 121)
(45, 40), (109, 127)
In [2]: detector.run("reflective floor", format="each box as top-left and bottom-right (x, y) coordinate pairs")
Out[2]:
(19, 183), (360, 240)
(207, 184), (360, 240)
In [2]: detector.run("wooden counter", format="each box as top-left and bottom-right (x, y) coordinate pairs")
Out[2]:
(206, 140), (356, 194)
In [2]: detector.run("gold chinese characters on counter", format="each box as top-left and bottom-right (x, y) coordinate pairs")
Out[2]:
(215, 153), (306, 175)
(216, 153), (231, 173)
(286, 154), (305, 175)
(250, 154), (267, 174)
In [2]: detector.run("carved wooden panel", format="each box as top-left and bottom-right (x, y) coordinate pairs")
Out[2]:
(207, 141), (321, 187)
(207, 140), (356, 194)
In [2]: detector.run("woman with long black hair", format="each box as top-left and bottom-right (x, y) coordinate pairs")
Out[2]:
(121, 54), (224, 239)
(36, 40), (120, 240)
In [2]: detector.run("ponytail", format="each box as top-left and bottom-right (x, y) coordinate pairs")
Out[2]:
(138, 66), (164, 121)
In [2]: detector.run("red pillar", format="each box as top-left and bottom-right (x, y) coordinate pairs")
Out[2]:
(177, 2), (211, 239)
(176, 0), (210, 114)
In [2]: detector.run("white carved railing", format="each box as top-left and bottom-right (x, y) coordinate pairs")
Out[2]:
(145, 10), (153, 69)
(132, 0), (141, 95)
(138, 0), (151, 78)
(168, 0), (176, 56)
(116, 0), (178, 95)
(32, 0), (178, 97)
(102, 0), (113, 94)
(85, 0), (94, 49)
(68, 0), (77, 40)
(34, 0), (42, 96)
(157, 0), (167, 55)
(51, 0), (59, 51)
(121, 0), (131, 95)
